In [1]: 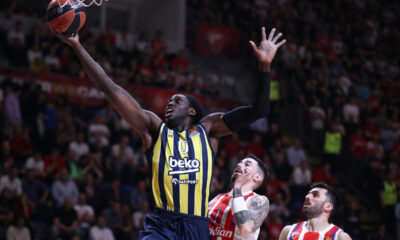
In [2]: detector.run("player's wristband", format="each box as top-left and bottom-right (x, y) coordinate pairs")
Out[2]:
(232, 197), (248, 214)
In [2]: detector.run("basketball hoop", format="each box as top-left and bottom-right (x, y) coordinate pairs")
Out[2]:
(57, 0), (109, 8)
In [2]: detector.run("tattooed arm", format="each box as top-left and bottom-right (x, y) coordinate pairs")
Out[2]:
(232, 188), (270, 236)
(52, 33), (161, 149)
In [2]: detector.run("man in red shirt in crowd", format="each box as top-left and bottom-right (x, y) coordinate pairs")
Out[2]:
(151, 30), (167, 53)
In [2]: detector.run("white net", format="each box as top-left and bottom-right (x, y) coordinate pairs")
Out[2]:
(57, 0), (109, 7)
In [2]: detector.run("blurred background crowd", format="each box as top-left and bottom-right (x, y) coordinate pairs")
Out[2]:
(0, 0), (399, 239)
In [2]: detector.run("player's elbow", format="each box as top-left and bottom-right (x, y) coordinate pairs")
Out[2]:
(237, 224), (252, 236)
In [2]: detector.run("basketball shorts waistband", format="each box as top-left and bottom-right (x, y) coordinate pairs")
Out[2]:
(154, 208), (209, 223)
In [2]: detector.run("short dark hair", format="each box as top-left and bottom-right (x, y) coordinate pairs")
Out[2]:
(184, 94), (204, 124)
(245, 153), (269, 188)
(310, 182), (340, 214)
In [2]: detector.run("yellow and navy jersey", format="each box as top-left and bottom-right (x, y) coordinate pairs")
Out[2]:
(147, 123), (215, 217)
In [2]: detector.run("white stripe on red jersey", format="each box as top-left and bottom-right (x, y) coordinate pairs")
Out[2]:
(287, 221), (343, 240)
(208, 191), (260, 240)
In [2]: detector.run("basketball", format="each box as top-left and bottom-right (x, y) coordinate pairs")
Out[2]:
(47, 0), (86, 36)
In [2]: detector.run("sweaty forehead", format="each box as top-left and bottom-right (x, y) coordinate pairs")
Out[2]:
(309, 188), (328, 196)
(169, 94), (187, 102)
(240, 158), (257, 165)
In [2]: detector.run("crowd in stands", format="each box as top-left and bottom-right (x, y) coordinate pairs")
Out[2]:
(0, 3), (220, 98)
(0, 0), (399, 239)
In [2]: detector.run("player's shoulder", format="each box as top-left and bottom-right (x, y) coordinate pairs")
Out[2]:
(278, 225), (292, 240)
(337, 231), (352, 240)
(249, 194), (269, 205)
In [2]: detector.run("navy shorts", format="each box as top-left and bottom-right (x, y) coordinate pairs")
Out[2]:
(139, 208), (210, 240)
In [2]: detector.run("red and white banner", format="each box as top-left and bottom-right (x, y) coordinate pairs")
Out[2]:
(0, 68), (238, 115)
(194, 23), (240, 59)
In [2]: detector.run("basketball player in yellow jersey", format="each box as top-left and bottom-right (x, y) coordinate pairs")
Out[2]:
(52, 26), (285, 239)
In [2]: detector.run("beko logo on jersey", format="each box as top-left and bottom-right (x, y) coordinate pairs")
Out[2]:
(168, 156), (200, 175)
(171, 178), (198, 185)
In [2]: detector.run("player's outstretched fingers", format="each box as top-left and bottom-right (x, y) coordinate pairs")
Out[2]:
(272, 33), (282, 44)
(261, 27), (266, 41)
(268, 28), (276, 41)
(249, 41), (258, 52)
(276, 39), (286, 48)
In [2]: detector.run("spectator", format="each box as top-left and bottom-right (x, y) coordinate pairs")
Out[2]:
(272, 153), (292, 182)
(0, 140), (14, 171)
(97, 26), (116, 53)
(129, 180), (148, 211)
(13, 193), (34, 220)
(24, 152), (45, 177)
(132, 201), (149, 230)
(102, 201), (124, 234)
(345, 200), (361, 237)
(264, 172), (290, 203)
(116, 29), (134, 53)
(343, 96), (360, 124)
(66, 150), (83, 181)
(323, 123), (343, 172)
(58, 47), (72, 73)
(6, 216), (31, 240)
(69, 132), (89, 161)
(42, 101), (58, 150)
(51, 168), (79, 207)
(150, 30), (167, 53)
(286, 138), (307, 168)
(291, 161), (312, 187)
(135, 31), (151, 56)
(312, 163), (334, 186)
(172, 49), (189, 70)
(350, 128), (367, 161)
(7, 21), (24, 45)
(309, 98), (326, 151)
(265, 211), (283, 240)
(3, 83), (23, 134)
(380, 120), (397, 152)
(246, 133), (265, 158)
(52, 197), (78, 240)
(151, 47), (167, 70)
(74, 193), (95, 239)
(44, 45), (60, 72)
(81, 153), (104, 184)
(90, 216), (115, 240)
(111, 135), (135, 164)
(380, 172), (397, 235)
(11, 126), (33, 162)
(269, 192), (290, 222)
(88, 113), (111, 147)
(269, 138), (285, 162)
(44, 149), (66, 179)
(116, 204), (135, 240)
(0, 167), (22, 197)
(22, 169), (48, 205)
(27, 43), (42, 64)
(25, 25), (42, 49)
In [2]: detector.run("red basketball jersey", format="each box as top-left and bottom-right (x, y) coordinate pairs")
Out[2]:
(287, 221), (343, 240)
(208, 191), (259, 240)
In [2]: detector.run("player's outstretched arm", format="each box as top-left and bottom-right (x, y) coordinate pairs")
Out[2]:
(201, 27), (286, 139)
(278, 225), (291, 240)
(232, 188), (270, 236)
(53, 33), (161, 149)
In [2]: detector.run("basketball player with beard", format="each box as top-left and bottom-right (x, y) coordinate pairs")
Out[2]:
(279, 182), (351, 240)
(208, 154), (270, 240)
